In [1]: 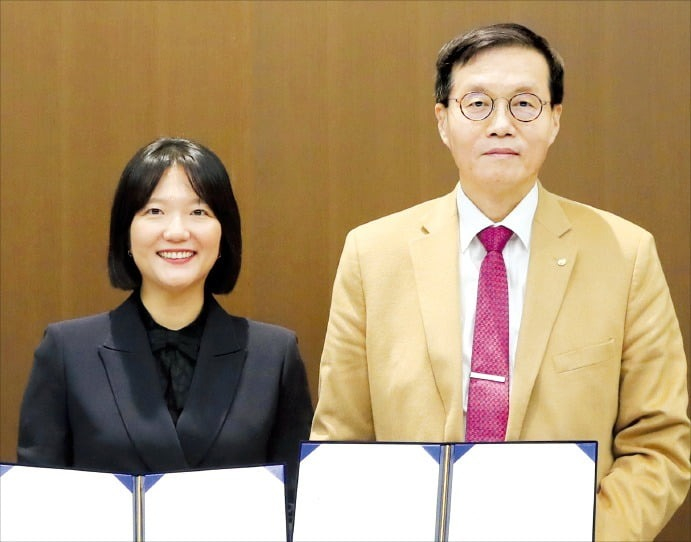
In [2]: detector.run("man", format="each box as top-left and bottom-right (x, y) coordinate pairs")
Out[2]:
(310, 23), (690, 541)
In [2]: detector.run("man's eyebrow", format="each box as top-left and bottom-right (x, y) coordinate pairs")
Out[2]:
(461, 83), (541, 95)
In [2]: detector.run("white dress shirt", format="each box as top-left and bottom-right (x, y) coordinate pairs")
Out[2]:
(456, 182), (538, 411)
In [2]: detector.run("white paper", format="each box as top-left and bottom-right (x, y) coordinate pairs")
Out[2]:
(143, 465), (287, 542)
(0, 464), (133, 542)
(448, 442), (595, 541)
(293, 443), (441, 542)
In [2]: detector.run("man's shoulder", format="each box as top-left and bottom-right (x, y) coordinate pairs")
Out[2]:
(551, 191), (650, 237)
(539, 187), (651, 242)
(349, 190), (455, 239)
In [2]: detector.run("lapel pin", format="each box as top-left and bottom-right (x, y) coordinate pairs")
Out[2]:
(556, 258), (567, 266)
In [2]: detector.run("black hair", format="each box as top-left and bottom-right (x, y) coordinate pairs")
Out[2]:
(435, 23), (564, 106)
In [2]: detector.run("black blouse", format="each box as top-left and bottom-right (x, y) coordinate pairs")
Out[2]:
(136, 295), (208, 424)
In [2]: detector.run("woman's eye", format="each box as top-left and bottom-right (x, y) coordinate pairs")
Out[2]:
(146, 208), (163, 215)
(192, 209), (208, 216)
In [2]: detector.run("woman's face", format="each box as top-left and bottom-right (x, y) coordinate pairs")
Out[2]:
(129, 164), (222, 299)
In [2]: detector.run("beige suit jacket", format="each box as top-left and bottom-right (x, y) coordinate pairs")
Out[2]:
(311, 184), (690, 541)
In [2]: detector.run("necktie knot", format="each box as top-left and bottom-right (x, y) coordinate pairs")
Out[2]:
(478, 225), (513, 253)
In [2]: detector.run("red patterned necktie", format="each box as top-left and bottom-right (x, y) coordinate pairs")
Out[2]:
(465, 225), (513, 442)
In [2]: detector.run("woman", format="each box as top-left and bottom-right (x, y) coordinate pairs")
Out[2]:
(18, 137), (313, 491)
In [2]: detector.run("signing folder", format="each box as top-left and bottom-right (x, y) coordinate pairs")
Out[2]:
(0, 463), (287, 542)
(292, 441), (597, 542)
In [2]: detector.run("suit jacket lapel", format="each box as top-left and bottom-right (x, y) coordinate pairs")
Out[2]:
(506, 185), (576, 439)
(175, 299), (247, 466)
(99, 294), (188, 472)
(409, 189), (464, 441)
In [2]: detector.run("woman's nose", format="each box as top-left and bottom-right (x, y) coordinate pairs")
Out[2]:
(162, 215), (191, 241)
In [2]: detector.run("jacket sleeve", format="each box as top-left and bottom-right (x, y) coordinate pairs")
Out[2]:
(310, 230), (376, 441)
(595, 232), (690, 541)
(266, 332), (313, 533)
(17, 325), (73, 468)
(267, 332), (313, 467)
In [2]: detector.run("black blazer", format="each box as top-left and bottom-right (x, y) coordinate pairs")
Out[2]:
(18, 294), (313, 482)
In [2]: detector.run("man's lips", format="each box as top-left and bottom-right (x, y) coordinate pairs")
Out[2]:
(157, 250), (195, 260)
(484, 148), (519, 155)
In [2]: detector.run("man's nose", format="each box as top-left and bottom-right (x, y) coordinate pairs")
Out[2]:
(486, 98), (515, 136)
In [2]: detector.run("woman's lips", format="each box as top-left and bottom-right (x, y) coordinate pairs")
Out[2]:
(157, 250), (195, 261)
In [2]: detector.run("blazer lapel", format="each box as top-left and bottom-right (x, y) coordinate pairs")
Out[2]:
(506, 185), (577, 439)
(175, 299), (247, 466)
(99, 295), (188, 472)
(409, 189), (464, 441)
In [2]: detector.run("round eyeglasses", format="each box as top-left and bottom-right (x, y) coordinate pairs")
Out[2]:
(454, 92), (550, 122)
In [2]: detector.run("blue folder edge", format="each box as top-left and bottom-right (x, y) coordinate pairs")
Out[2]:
(1, 463), (138, 495)
(300, 442), (444, 465)
(137, 464), (285, 492)
(300, 441), (320, 461)
(451, 441), (597, 463)
(0, 465), (285, 493)
(115, 473), (137, 493)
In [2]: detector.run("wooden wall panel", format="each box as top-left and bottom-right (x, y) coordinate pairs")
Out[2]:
(1, 1), (65, 476)
(1, 1), (688, 538)
(248, 2), (331, 396)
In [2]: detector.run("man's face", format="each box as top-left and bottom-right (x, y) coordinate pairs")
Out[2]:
(435, 46), (561, 206)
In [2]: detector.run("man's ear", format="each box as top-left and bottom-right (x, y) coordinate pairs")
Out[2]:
(548, 103), (562, 146)
(435, 103), (450, 147)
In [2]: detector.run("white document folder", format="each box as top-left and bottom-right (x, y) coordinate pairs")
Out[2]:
(292, 441), (596, 542)
(447, 442), (596, 542)
(143, 465), (287, 542)
(0, 463), (287, 542)
(292, 442), (442, 542)
(0, 464), (133, 542)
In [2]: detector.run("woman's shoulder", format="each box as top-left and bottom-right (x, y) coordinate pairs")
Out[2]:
(45, 311), (111, 336)
(36, 311), (113, 357)
(245, 318), (297, 342)
(215, 310), (296, 342)
(48, 293), (140, 331)
(209, 299), (297, 342)
(43, 295), (139, 344)
(216, 316), (301, 364)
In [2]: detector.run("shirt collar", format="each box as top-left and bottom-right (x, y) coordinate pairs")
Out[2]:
(456, 181), (538, 252)
(135, 291), (208, 340)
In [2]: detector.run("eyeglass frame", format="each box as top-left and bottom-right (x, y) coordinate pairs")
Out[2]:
(452, 92), (551, 123)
